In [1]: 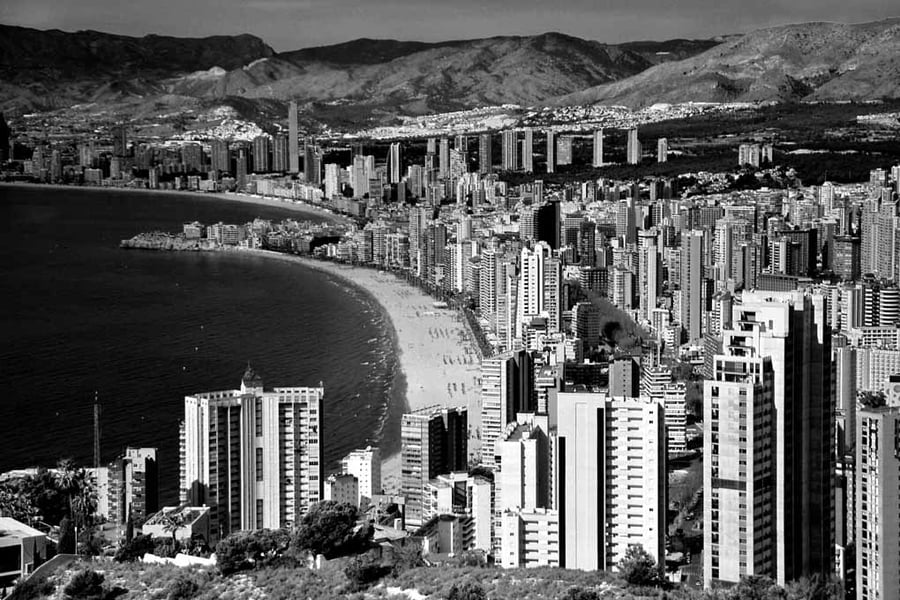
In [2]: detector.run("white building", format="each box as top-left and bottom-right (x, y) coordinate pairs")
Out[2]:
(180, 366), (323, 540)
(341, 446), (381, 507)
(556, 392), (666, 571)
(324, 473), (359, 507)
(856, 406), (900, 600)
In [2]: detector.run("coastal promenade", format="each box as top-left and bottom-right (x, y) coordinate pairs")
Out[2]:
(238, 250), (482, 493)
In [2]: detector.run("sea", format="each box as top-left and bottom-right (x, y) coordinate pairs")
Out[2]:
(0, 185), (400, 504)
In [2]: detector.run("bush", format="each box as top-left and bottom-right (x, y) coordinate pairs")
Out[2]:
(8, 576), (55, 600)
(560, 586), (599, 600)
(344, 553), (391, 591)
(114, 534), (156, 562)
(446, 579), (487, 600)
(64, 569), (105, 600)
(166, 572), (208, 600)
(216, 528), (293, 575)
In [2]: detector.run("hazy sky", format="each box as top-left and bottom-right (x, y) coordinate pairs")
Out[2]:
(1, 0), (896, 51)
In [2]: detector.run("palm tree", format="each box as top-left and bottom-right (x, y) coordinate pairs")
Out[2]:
(161, 511), (187, 550)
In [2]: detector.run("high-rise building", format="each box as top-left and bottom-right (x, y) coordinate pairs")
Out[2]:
(480, 350), (534, 467)
(107, 447), (159, 525)
(401, 406), (468, 527)
(556, 136), (573, 166)
(626, 128), (641, 165)
(272, 134), (288, 172)
(546, 130), (556, 173)
(502, 130), (518, 171)
(180, 366), (323, 540)
(703, 342), (776, 586)
(680, 230), (705, 342)
(478, 133), (492, 174)
(657, 138), (668, 163)
(303, 138), (321, 185)
(251, 135), (270, 173)
(592, 129), (604, 168)
(439, 137), (450, 179)
(388, 142), (402, 184)
(515, 242), (563, 338)
(557, 392), (666, 570)
(341, 446), (381, 507)
(522, 128), (534, 173)
(210, 139), (230, 175)
(855, 406), (900, 600)
(288, 101), (299, 174)
(704, 291), (835, 586)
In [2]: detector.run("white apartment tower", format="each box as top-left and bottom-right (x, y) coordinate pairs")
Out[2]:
(556, 392), (666, 571)
(515, 242), (563, 339)
(856, 406), (900, 600)
(592, 129), (604, 168)
(180, 366), (323, 540)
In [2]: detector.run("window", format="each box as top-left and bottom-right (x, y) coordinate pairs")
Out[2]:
(256, 447), (263, 481)
(256, 499), (264, 529)
(255, 398), (263, 436)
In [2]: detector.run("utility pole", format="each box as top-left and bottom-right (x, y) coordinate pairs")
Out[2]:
(93, 391), (101, 470)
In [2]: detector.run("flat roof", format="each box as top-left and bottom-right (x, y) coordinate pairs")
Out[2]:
(0, 517), (45, 539)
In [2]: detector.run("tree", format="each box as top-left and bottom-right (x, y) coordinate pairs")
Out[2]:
(114, 533), (156, 563)
(58, 516), (76, 554)
(446, 580), (487, 600)
(215, 528), (293, 575)
(619, 544), (663, 587)
(344, 553), (391, 591)
(160, 511), (186, 549)
(293, 501), (367, 559)
(124, 511), (134, 543)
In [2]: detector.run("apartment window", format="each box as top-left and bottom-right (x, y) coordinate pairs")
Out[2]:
(256, 499), (264, 529)
(255, 398), (263, 436)
(256, 447), (263, 481)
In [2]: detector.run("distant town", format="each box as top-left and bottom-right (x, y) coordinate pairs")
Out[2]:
(1, 98), (899, 600)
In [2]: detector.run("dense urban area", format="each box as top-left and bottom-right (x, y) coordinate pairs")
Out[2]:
(0, 96), (898, 600)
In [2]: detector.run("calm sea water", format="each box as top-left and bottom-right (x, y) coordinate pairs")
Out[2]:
(0, 186), (398, 504)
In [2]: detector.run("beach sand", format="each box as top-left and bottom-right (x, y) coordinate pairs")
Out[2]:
(240, 250), (482, 494)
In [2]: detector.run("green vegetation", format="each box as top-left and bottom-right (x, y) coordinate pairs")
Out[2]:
(618, 544), (664, 587)
(63, 568), (106, 600)
(293, 501), (372, 559)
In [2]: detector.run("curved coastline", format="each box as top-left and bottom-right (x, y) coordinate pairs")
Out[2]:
(0, 181), (349, 225)
(234, 249), (481, 492)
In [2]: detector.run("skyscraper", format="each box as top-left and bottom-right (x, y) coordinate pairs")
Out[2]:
(515, 242), (563, 338)
(680, 230), (704, 343)
(288, 101), (299, 174)
(546, 130), (556, 173)
(341, 446), (381, 507)
(592, 129), (604, 168)
(401, 406), (467, 527)
(657, 138), (668, 163)
(855, 406), (900, 600)
(479, 133), (492, 174)
(557, 392), (666, 570)
(272, 134), (288, 172)
(704, 291), (835, 586)
(439, 137), (450, 179)
(480, 350), (534, 467)
(388, 142), (402, 184)
(252, 135), (270, 173)
(303, 138), (321, 185)
(522, 128), (534, 173)
(180, 366), (323, 540)
(626, 128), (641, 165)
(704, 341), (776, 586)
(502, 130), (518, 171)
(107, 448), (159, 525)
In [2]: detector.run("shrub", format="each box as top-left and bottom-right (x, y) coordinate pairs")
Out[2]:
(64, 569), (105, 600)
(8, 576), (55, 600)
(114, 534), (156, 562)
(58, 516), (76, 554)
(446, 579), (487, 600)
(344, 553), (391, 591)
(165, 572), (207, 600)
(216, 528), (293, 575)
(560, 586), (599, 600)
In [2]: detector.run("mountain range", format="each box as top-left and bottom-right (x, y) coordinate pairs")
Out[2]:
(0, 19), (898, 126)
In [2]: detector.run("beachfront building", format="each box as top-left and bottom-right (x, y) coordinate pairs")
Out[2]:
(480, 349), (534, 468)
(341, 446), (382, 507)
(400, 406), (468, 528)
(180, 365), (323, 541)
(107, 447), (159, 525)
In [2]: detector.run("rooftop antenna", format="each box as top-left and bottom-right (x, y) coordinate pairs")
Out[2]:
(93, 391), (101, 470)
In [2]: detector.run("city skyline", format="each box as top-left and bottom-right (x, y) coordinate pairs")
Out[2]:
(1, 0), (897, 50)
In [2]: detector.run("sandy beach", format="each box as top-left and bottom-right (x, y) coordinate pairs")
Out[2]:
(0, 182), (348, 225)
(239, 250), (482, 493)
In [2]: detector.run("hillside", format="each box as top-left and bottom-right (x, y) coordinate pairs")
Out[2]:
(553, 19), (900, 107)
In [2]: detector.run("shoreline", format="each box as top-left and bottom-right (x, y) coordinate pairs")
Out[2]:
(0, 181), (349, 225)
(231, 249), (482, 493)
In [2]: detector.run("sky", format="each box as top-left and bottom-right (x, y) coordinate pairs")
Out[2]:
(1, 0), (897, 51)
